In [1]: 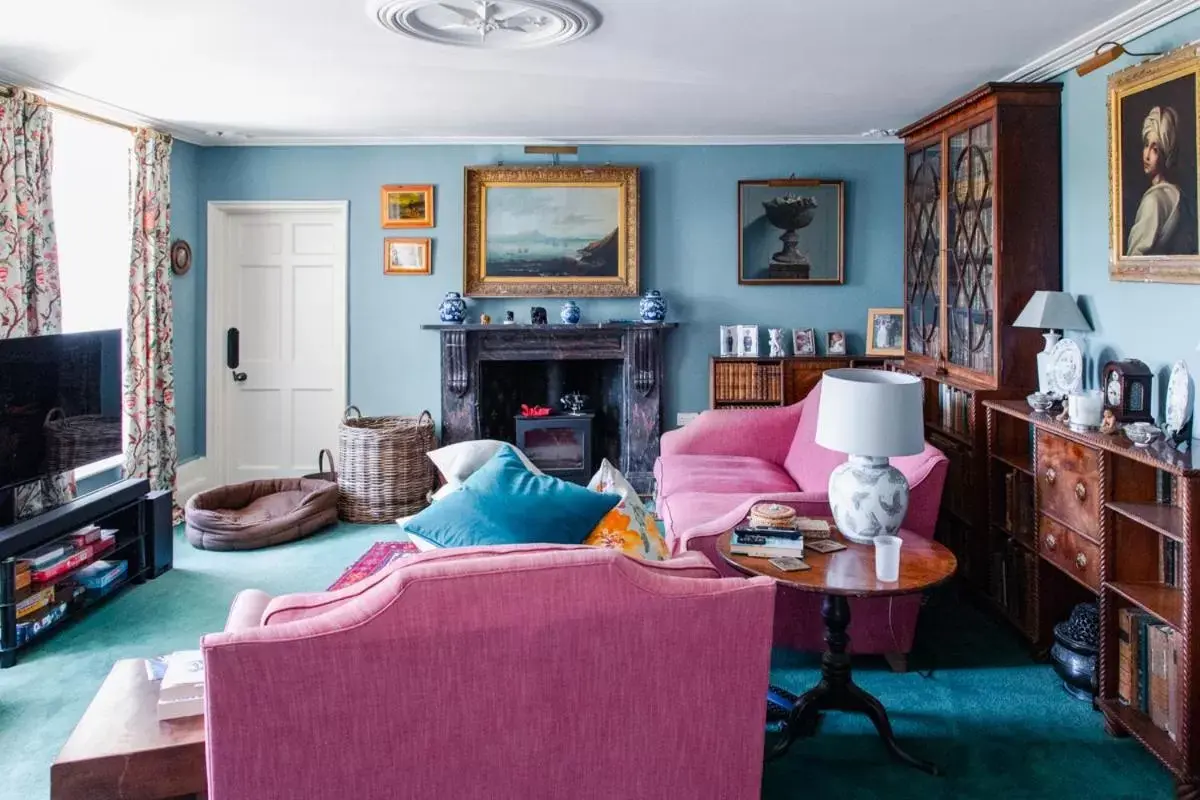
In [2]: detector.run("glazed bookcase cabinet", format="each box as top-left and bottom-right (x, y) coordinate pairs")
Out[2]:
(896, 82), (1063, 596)
(986, 399), (1200, 797)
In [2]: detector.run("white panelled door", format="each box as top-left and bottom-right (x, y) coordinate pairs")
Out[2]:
(210, 203), (348, 483)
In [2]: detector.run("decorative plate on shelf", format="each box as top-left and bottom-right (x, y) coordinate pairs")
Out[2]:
(1047, 338), (1083, 397)
(1165, 360), (1192, 435)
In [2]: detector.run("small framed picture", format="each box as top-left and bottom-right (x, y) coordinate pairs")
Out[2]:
(719, 325), (737, 357)
(866, 307), (905, 356)
(381, 184), (434, 228)
(737, 325), (760, 357)
(826, 330), (847, 355)
(792, 328), (816, 356)
(384, 237), (432, 275)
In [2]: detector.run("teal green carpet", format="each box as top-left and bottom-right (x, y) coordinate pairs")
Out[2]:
(0, 524), (1174, 799)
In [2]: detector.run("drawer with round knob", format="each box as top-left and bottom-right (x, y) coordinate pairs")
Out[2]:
(1035, 431), (1100, 539)
(1038, 516), (1100, 592)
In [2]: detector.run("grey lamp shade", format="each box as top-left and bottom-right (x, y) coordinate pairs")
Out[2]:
(1012, 291), (1092, 331)
(815, 369), (925, 457)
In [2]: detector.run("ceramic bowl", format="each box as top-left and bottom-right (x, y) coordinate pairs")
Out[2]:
(1027, 392), (1055, 413)
(1124, 422), (1162, 447)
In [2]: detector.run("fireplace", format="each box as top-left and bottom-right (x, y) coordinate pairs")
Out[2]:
(424, 322), (676, 494)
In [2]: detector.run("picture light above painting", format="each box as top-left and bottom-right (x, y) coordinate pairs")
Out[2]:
(738, 178), (845, 285)
(463, 165), (640, 298)
(1108, 44), (1200, 284)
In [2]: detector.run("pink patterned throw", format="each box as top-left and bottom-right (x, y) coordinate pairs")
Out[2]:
(327, 541), (419, 590)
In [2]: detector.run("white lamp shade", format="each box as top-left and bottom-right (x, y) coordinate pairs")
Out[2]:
(1013, 291), (1092, 332)
(815, 369), (925, 457)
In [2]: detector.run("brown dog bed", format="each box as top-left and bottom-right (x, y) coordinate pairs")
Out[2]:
(186, 478), (339, 551)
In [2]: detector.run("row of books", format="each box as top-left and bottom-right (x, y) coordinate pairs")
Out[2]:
(1001, 470), (1035, 543)
(713, 361), (783, 404)
(1161, 539), (1180, 588)
(933, 383), (973, 438)
(988, 538), (1038, 637)
(1118, 608), (1180, 741)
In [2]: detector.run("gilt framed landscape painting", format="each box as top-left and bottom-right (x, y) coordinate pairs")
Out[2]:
(1109, 45), (1200, 283)
(381, 184), (434, 228)
(738, 179), (844, 285)
(463, 166), (639, 297)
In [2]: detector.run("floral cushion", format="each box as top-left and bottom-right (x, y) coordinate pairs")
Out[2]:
(584, 459), (669, 561)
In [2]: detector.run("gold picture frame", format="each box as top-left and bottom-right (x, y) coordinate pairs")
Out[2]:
(866, 307), (905, 356)
(384, 237), (431, 275)
(1108, 44), (1200, 283)
(381, 184), (434, 228)
(463, 165), (639, 297)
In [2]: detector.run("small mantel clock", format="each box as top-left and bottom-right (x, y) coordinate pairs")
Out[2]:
(1102, 359), (1154, 424)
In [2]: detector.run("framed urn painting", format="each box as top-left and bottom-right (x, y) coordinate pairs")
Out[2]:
(738, 178), (844, 285)
(463, 165), (640, 297)
(1109, 45), (1200, 283)
(381, 184), (434, 228)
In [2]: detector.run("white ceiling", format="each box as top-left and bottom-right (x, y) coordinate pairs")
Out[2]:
(0, 0), (1191, 144)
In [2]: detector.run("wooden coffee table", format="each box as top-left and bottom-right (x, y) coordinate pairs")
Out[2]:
(717, 524), (956, 775)
(51, 659), (206, 799)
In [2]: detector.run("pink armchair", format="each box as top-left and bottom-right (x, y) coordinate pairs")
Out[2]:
(655, 382), (949, 667)
(202, 545), (776, 800)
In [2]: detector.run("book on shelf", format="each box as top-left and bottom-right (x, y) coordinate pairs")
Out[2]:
(1118, 608), (1137, 706)
(1137, 614), (1152, 713)
(1161, 540), (1179, 588)
(1117, 608), (1182, 739)
(158, 650), (206, 721)
(1148, 624), (1172, 732)
(1167, 629), (1181, 741)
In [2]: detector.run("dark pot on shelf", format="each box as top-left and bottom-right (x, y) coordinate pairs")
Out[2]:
(1050, 602), (1099, 702)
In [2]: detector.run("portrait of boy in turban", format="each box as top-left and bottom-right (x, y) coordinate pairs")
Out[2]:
(1127, 104), (1198, 256)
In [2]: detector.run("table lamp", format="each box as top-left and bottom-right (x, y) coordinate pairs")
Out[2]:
(1013, 291), (1092, 394)
(816, 369), (925, 544)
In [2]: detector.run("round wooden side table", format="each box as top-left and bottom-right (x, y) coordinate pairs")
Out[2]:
(717, 524), (957, 775)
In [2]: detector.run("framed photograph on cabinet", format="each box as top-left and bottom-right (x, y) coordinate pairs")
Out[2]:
(738, 178), (844, 285)
(381, 184), (434, 228)
(866, 308), (905, 356)
(826, 330), (847, 356)
(464, 165), (639, 297)
(1109, 45), (1200, 282)
(384, 237), (432, 275)
(792, 328), (816, 356)
(736, 325), (760, 357)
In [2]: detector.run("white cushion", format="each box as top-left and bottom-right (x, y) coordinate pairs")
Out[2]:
(426, 440), (542, 496)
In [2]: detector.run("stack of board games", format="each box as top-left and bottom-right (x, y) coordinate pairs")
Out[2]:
(74, 560), (128, 599)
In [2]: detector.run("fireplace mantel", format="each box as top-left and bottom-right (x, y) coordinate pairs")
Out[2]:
(423, 323), (677, 493)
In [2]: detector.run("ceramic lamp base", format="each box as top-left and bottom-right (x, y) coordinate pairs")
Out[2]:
(828, 455), (910, 545)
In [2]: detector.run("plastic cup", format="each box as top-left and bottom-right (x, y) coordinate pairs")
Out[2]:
(874, 535), (902, 582)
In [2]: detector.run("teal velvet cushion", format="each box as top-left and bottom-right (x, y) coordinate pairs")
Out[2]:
(404, 446), (620, 548)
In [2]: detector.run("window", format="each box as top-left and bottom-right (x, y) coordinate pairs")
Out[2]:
(50, 111), (131, 334)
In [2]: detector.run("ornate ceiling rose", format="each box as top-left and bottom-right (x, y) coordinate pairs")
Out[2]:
(371, 0), (600, 49)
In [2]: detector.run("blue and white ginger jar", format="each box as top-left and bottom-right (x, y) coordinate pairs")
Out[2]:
(639, 289), (667, 322)
(439, 291), (466, 324)
(560, 300), (581, 324)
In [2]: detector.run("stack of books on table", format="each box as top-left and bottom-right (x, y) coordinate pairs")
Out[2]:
(156, 650), (206, 721)
(730, 527), (806, 559)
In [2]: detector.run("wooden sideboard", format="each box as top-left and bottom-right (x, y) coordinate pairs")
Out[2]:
(985, 399), (1198, 796)
(709, 356), (886, 409)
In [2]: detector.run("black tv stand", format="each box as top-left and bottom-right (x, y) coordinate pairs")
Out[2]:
(0, 478), (174, 668)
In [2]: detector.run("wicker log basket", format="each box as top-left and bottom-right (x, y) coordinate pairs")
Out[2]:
(336, 406), (437, 523)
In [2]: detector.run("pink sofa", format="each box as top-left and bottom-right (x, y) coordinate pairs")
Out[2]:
(655, 382), (949, 665)
(202, 545), (776, 800)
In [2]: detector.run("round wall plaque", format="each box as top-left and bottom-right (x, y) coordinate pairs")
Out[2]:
(170, 240), (192, 276)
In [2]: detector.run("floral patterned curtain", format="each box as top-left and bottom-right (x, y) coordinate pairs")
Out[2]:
(0, 89), (73, 517)
(123, 129), (177, 516)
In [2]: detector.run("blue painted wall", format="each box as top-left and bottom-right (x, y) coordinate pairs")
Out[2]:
(170, 140), (204, 461)
(1058, 8), (1200, 416)
(171, 143), (905, 457)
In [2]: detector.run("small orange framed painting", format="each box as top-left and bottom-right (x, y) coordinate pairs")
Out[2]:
(381, 184), (434, 228)
(384, 237), (432, 275)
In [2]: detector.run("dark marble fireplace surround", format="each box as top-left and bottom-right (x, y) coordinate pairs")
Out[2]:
(424, 323), (677, 493)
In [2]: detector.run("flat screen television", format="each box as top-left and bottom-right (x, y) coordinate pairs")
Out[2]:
(0, 330), (122, 492)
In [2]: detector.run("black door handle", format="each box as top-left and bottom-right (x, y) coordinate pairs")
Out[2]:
(226, 328), (247, 383)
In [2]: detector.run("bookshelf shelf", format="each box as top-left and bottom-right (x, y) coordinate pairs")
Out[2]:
(990, 451), (1033, 477)
(1098, 699), (1185, 778)
(1107, 502), (1185, 544)
(708, 356), (887, 409)
(1106, 581), (1183, 631)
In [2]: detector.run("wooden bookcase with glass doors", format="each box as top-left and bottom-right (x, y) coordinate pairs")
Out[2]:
(896, 82), (1063, 592)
